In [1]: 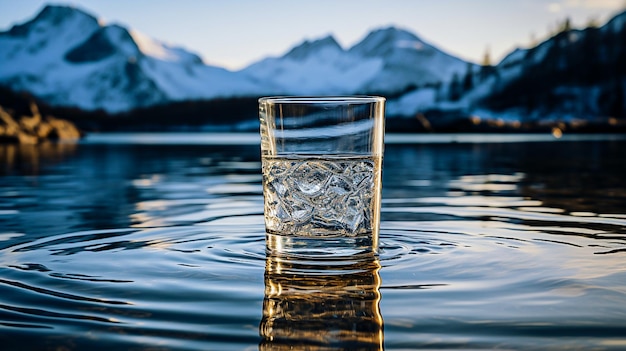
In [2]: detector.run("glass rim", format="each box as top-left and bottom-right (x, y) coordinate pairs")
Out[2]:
(259, 95), (385, 104)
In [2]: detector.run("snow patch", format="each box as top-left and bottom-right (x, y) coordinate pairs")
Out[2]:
(395, 40), (425, 50)
(387, 88), (438, 116)
(131, 30), (178, 61)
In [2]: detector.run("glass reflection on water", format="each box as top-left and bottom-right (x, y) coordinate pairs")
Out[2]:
(260, 245), (383, 350)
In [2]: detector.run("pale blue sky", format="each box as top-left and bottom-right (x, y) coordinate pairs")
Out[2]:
(0, 0), (623, 69)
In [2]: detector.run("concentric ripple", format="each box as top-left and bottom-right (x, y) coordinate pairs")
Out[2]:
(1, 138), (625, 350)
(0, 224), (267, 350)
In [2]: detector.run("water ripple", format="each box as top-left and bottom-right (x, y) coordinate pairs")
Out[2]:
(1, 139), (626, 350)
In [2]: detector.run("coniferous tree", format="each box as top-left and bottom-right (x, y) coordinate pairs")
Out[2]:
(479, 46), (494, 82)
(462, 62), (474, 92)
(448, 73), (462, 101)
(561, 17), (572, 32)
(608, 78), (625, 118)
(434, 81), (444, 102)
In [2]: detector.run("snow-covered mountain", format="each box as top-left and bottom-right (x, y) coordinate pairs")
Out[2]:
(388, 9), (626, 121)
(1, 4), (623, 125)
(0, 5), (266, 112)
(243, 27), (469, 97)
(349, 27), (469, 93)
(241, 35), (383, 95)
(0, 4), (471, 113)
(468, 9), (626, 122)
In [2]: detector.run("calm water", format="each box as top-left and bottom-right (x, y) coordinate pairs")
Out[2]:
(1, 133), (625, 350)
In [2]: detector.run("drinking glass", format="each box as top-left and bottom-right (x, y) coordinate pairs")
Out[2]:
(259, 96), (385, 256)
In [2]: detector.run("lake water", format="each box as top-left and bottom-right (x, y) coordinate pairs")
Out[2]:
(1, 133), (626, 350)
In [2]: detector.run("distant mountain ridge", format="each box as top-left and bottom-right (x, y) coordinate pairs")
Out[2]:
(242, 27), (470, 96)
(0, 4), (469, 112)
(0, 4), (625, 129)
(0, 5), (265, 112)
(475, 11), (626, 121)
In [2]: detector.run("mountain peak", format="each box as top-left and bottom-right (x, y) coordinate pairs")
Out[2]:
(130, 30), (203, 64)
(349, 25), (424, 57)
(283, 34), (343, 60)
(4, 4), (98, 37)
(64, 24), (140, 63)
(372, 25), (419, 37)
(36, 4), (90, 21)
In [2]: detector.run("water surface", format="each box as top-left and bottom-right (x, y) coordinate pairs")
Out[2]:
(1, 133), (625, 350)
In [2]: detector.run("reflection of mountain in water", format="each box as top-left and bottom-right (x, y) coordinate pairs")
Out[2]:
(383, 141), (626, 216)
(260, 251), (383, 350)
(0, 142), (265, 249)
(507, 142), (626, 214)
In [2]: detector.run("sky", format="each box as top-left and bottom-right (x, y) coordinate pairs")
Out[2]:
(0, 0), (624, 70)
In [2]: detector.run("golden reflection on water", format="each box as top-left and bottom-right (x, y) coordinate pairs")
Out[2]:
(260, 250), (383, 350)
(0, 142), (77, 175)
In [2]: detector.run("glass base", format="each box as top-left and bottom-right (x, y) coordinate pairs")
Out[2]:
(265, 231), (378, 259)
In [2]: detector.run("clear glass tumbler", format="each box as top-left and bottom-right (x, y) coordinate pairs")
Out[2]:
(259, 96), (385, 257)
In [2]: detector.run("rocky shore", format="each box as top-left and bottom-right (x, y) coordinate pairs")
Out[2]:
(0, 101), (81, 144)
